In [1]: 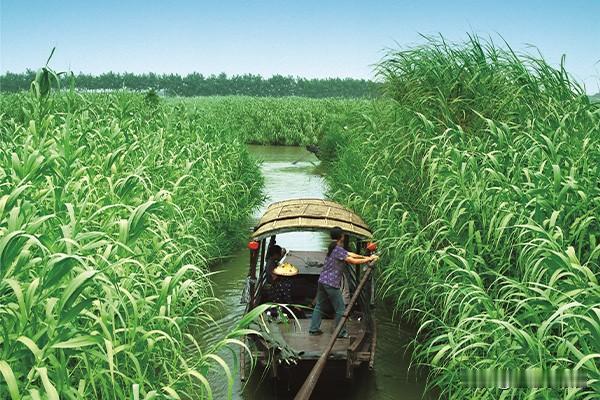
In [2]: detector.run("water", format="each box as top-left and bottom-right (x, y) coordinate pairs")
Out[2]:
(208, 145), (429, 399)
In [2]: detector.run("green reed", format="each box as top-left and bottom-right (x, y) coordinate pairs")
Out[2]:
(327, 36), (600, 399)
(174, 96), (367, 146)
(0, 88), (266, 399)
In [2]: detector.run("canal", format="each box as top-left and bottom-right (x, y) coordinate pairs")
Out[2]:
(207, 145), (429, 399)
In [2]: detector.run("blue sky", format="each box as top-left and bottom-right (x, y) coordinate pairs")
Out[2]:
(1, 0), (599, 93)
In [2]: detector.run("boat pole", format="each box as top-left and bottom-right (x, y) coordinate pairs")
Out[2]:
(294, 261), (375, 400)
(247, 239), (260, 308)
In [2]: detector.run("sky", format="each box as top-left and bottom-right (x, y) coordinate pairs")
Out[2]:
(1, 0), (599, 93)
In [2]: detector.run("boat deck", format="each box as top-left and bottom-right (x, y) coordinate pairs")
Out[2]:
(267, 318), (366, 359)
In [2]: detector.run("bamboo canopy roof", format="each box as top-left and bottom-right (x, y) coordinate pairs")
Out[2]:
(252, 198), (373, 240)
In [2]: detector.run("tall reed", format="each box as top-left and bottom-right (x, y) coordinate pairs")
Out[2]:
(0, 89), (265, 399)
(175, 96), (367, 146)
(327, 36), (600, 398)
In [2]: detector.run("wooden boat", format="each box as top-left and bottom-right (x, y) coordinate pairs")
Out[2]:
(240, 198), (377, 381)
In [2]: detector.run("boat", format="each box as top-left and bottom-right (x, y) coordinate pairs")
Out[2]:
(239, 198), (377, 382)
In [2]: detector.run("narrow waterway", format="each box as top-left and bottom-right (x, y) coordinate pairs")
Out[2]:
(208, 145), (429, 399)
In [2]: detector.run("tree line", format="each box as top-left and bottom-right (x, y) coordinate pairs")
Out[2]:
(0, 70), (380, 98)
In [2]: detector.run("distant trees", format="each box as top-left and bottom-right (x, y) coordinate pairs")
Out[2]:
(0, 71), (380, 98)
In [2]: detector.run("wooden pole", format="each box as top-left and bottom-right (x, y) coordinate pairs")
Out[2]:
(294, 262), (375, 400)
(248, 243), (260, 308)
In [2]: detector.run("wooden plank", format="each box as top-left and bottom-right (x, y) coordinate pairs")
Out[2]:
(348, 325), (366, 353)
(266, 319), (366, 359)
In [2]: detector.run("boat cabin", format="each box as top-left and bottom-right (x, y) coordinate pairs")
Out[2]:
(240, 198), (377, 381)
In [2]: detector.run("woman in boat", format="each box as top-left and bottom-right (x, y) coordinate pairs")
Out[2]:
(270, 263), (306, 319)
(309, 226), (378, 338)
(265, 245), (283, 283)
(271, 263), (297, 304)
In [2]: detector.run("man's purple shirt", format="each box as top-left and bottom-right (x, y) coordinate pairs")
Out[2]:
(318, 245), (349, 288)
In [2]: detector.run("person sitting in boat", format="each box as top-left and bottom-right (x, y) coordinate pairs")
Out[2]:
(269, 263), (306, 319)
(271, 263), (297, 304)
(309, 226), (378, 338)
(265, 245), (283, 284)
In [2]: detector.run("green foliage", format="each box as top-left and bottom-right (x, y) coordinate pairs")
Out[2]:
(315, 110), (362, 162)
(176, 96), (366, 146)
(317, 129), (346, 163)
(144, 88), (160, 107)
(1, 71), (380, 98)
(29, 48), (64, 100)
(327, 36), (600, 398)
(0, 91), (265, 398)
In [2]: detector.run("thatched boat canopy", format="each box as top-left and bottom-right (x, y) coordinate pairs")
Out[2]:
(252, 198), (373, 240)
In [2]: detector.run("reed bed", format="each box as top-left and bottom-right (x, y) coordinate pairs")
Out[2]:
(327, 36), (600, 398)
(175, 96), (366, 146)
(0, 89), (265, 398)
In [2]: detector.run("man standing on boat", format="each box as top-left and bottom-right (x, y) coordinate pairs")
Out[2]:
(309, 227), (378, 338)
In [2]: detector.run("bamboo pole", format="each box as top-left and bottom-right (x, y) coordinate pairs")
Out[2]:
(248, 242), (260, 308)
(294, 262), (375, 400)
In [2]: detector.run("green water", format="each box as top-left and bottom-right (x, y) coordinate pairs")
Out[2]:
(208, 145), (429, 399)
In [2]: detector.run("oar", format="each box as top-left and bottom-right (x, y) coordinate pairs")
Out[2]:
(294, 262), (375, 400)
